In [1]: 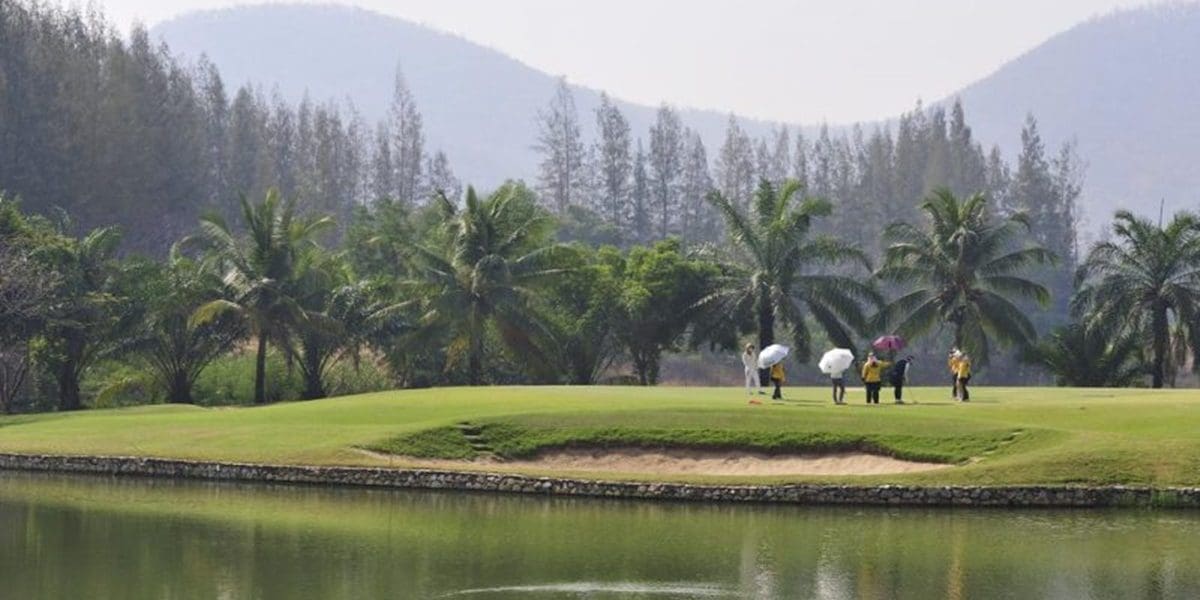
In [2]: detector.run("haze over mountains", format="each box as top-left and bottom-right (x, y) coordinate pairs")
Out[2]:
(154, 3), (1200, 228)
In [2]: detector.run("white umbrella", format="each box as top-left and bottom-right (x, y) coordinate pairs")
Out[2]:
(818, 348), (855, 375)
(757, 344), (790, 369)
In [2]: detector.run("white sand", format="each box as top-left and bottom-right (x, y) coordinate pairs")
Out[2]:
(363, 447), (950, 476)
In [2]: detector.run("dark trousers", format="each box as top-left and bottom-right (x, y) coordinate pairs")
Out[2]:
(831, 378), (845, 403)
(759, 368), (771, 387)
(957, 376), (970, 401)
(893, 383), (904, 401)
(951, 375), (957, 398)
(865, 382), (881, 404)
(771, 378), (783, 399)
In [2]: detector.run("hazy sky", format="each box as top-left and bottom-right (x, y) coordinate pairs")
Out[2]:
(78, 0), (1156, 122)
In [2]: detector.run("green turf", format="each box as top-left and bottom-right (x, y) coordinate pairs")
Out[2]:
(0, 386), (1197, 486)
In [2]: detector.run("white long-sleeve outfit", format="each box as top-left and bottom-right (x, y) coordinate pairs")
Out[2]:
(742, 352), (760, 394)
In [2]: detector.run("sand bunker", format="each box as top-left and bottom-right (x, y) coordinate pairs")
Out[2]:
(367, 447), (951, 476)
(500, 448), (951, 476)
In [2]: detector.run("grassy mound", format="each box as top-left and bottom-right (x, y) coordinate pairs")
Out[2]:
(370, 421), (1021, 465)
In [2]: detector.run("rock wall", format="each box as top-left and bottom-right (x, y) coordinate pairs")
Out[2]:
(2, 453), (1198, 508)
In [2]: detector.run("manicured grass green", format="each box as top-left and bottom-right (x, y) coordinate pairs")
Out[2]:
(0, 386), (1198, 486)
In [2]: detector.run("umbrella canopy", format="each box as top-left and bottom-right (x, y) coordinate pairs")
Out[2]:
(872, 335), (906, 352)
(818, 348), (855, 375)
(757, 344), (790, 369)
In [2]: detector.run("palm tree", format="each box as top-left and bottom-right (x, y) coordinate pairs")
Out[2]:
(191, 190), (333, 404)
(702, 179), (881, 363)
(292, 252), (408, 399)
(406, 184), (568, 385)
(1021, 321), (1144, 387)
(37, 225), (133, 411)
(875, 188), (1054, 363)
(1073, 210), (1200, 388)
(128, 246), (245, 403)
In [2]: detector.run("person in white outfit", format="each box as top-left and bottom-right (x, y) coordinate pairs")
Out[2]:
(742, 343), (763, 399)
(829, 364), (848, 404)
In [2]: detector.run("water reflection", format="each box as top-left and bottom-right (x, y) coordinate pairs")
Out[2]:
(1, 472), (1199, 599)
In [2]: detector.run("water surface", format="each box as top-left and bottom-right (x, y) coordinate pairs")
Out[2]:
(1, 472), (1197, 599)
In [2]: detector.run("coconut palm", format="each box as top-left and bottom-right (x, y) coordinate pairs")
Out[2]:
(1021, 321), (1144, 387)
(875, 188), (1054, 363)
(701, 179), (881, 362)
(406, 183), (570, 384)
(1073, 210), (1200, 388)
(191, 189), (333, 404)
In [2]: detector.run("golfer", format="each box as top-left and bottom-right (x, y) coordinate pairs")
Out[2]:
(890, 355), (913, 404)
(770, 361), (786, 400)
(861, 353), (889, 405)
(955, 354), (972, 402)
(742, 343), (763, 398)
(829, 364), (848, 405)
(948, 349), (962, 399)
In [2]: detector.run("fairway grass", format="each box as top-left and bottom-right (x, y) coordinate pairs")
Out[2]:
(0, 386), (1198, 486)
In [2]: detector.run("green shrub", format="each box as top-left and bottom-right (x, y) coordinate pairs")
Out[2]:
(192, 351), (303, 406)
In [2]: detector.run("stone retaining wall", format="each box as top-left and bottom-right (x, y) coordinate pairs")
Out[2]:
(2, 453), (1198, 508)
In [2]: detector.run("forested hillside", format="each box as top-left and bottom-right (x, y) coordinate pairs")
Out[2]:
(156, 3), (1200, 233)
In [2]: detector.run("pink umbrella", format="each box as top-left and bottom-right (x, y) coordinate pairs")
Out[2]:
(872, 335), (906, 352)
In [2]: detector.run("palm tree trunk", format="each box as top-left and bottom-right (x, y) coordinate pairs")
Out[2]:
(468, 309), (483, 386)
(167, 370), (193, 404)
(56, 362), (81, 411)
(254, 334), (268, 404)
(1151, 303), (1168, 389)
(301, 342), (327, 400)
(756, 286), (774, 387)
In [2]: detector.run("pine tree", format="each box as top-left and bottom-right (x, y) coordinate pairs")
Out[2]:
(678, 130), (715, 244)
(714, 115), (755, 210)
(534, 78), (585, 215)
(592, 93), (632, 234)
(630, 139), (651, 244)
(792, 132), (809, 189)
(648, 105), (684, 239)
(761, 126), (790, 188)
(370, 122), (394, 203)
(388, 65), (425, 205)
(425, 150), (462, 202)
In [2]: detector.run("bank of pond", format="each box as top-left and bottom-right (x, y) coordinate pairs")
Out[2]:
(3, 471), (1199, 599)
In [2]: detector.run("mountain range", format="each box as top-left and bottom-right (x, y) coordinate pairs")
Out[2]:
(153, 3), (1200, 230)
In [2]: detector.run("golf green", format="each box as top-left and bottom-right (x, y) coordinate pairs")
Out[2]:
(0, 386), (1196, 486)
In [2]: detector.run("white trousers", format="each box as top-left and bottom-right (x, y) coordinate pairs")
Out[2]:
(745, 367), (760, 394)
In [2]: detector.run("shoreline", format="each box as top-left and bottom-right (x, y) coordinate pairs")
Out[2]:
(2, 453), (1199, 508)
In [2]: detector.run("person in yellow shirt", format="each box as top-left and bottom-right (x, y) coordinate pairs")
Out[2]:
(955, 354), (972, 402)
(948, 349), (962, 399)
(860, 353), (890, 404)
(769, 362), (786, 400)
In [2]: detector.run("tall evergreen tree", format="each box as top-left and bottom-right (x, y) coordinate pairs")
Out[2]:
(714, 115), (755, 211)
(593, 93), (632, 235)
(630, 140), (651, 245)
(648, 105), (684, 239)
(387, 65), (425, 205)
(534, 78), (585, 215)
(678, 130), (715, 244)
(425, 150), (462, 203)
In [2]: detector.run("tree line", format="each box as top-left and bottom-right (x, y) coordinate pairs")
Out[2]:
(6, 176), (1200, 413)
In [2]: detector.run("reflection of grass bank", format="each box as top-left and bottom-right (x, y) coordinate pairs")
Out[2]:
(0, 386), (1198, 486)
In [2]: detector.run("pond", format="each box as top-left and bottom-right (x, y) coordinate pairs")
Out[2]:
(1, 471), (1198, 599)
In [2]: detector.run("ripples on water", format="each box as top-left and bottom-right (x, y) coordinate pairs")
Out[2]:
(1, 472), (1199, 599)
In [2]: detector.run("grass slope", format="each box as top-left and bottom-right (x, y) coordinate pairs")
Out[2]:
(0, 386), (1198, 486)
